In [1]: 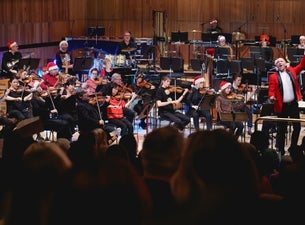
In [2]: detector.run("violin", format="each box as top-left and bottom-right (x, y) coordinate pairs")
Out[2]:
(89, 94), (106, 105)
(226, 93), (244, 101)
(199, 87), (216, 95)
(167, 86), (185, 94)
(22, 75), (32, 83)
(138, 80), (152, 89)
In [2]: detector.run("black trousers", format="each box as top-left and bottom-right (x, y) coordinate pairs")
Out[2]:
(276, 100), (301, 153)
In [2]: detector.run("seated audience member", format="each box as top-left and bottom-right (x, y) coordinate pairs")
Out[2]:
(48, 156), (152, 225)
(170, 129), (261, 225)
(141, 125), (185, 222)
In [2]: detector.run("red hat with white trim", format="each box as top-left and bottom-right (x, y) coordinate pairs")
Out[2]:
(7, 41), (17, 49)
(193, 76), (205, 86)
(210, 18), (218, 24)
(46, 62), (58, 71)
(219, 80), (231, 91)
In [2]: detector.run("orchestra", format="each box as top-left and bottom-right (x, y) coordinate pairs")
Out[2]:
(1, 30), (299, 145)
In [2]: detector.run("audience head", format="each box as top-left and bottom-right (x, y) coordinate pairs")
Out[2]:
(141, 126), (185, 179)
(171, 129), (259, 212)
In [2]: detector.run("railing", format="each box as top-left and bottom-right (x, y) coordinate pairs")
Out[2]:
(254, 116), (305, 131)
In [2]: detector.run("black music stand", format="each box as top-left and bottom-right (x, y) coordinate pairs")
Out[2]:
(259, 103), (274, 117)
(73, 57), (94, 74)
(171, 32), (188, 43)
(18, 58), (40, 70)
(199, 94), (217, 110)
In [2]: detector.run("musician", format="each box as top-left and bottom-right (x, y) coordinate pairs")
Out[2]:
(186, 76), (213, 131)
(82, 67), (100, 96)
(206, 18), (223, 34)
(268, 56), (305, 156)
(259, 34), (274, 70)
(55, 40), (74, 74)
(216, 35), (234, 61)
(31, 89), (73, 141)
(131, 72), (156, 129)
(104, 83), (136, 136)
(231, 73), (257, 135)
(5, 77), (33, 121)
(57, 77), (78, 134)
(100, 73), (136, 124)
(215, 81), (244, 140)
(100, 57), (114, 81)
(76, 89), (118, 144)
(297, 35), (305, 49)
(155, 75), (190, 131)
(40, 62), (59, 90)
(117, 31), (137, 60)
(1, 41), (22, 78)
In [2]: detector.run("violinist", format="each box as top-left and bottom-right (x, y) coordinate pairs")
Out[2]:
(31, 88), (73, 141)
(155, 75), (190, 131)
(131, 72), (156, 129)
(215, 80), (244, 139)
(76, 89), (119, 144)
(231, 73), (256, 135)
(186, 76), (213, 131)
(100, 73), (136, 124)
(40, 62), (59, 90)
(5, 77), (33, 121)
(56, 77), (78, 133)
(82, 67), (100, 96)
(104, 83), (136, 136)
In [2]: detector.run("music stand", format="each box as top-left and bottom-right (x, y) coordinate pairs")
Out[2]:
(259, 103), (274, 117)
(171, 32), (188, 43)
(18, 58), (40, 70)
(73, 57), (94, 73)
(199, 94), (217, 110)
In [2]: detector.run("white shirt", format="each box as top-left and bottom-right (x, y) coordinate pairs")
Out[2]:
(280, 71), (295, 103)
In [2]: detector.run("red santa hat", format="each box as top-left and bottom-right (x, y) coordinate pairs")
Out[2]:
(59, 40), (68, 48)
(206, 48), (215, 56)
(210, 18), (218, 24)
(219, 80), (231, 91)
(47, 62), (58, 71)
(7, 41), (17, 49)
(193, 76), (205, 86)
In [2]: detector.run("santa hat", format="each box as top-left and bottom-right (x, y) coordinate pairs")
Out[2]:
(219, 80), (231, 91)
(59, 40), (68, 48)
(7, 41), (17, 49)
(193, 76), (205, 86)
(206, 48), (215, 56)
(218, 35), (226, 42)
(47, 62), (58, 71)
(210, 18), (218, 24)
